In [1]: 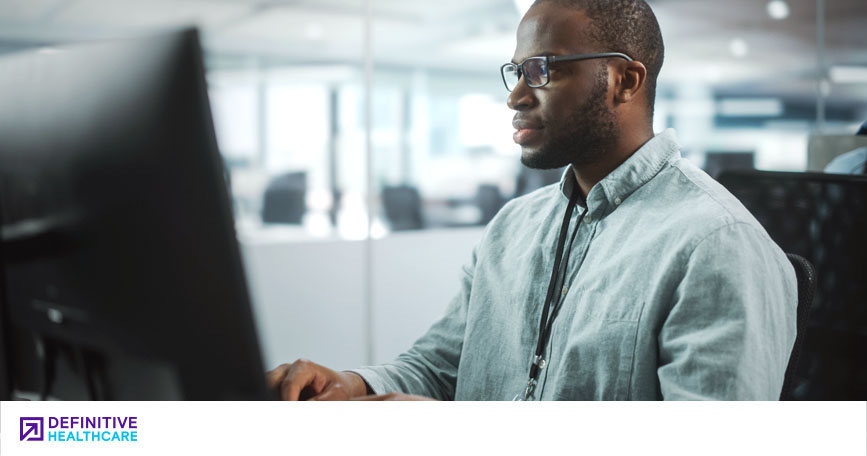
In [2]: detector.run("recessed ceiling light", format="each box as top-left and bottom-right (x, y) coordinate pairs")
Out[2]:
(729, 38), (749, 58)
(766, 1), (790, 20)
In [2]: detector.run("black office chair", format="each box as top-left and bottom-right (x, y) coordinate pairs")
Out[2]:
(719, 170), (867, 399)
(475, 184), (506, 225)
(780, 253), (816, 400)
(382, 185), (424, 231)
(261, 171), (307, 224)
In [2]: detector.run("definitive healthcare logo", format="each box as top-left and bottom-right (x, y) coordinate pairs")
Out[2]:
(19, 416), (138, 442)
(20, 417), (44, 441)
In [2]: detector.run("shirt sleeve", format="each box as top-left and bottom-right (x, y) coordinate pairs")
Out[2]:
(347, 243), (478, 400)
(658, 222), (797, 400)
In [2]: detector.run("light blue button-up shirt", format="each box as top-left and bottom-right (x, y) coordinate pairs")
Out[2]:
(352, 129), (797, 400)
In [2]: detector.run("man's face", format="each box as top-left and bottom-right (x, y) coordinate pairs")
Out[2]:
(508, 3), (619, 169)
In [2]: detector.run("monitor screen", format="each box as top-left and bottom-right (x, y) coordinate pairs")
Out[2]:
(0, 29), (271, 400)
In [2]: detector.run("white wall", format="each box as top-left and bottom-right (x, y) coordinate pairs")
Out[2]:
(239, 227), (484, 371)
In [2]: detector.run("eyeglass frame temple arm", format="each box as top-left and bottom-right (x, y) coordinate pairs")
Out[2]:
(548, 52), (633, 63)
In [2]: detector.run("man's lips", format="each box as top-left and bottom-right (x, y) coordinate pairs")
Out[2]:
(512, 119), (543, 145)
(513, 128), (542, 145)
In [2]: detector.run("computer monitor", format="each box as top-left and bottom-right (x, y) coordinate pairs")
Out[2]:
(0, 29), (271, 400)
(717, 170), (867, 399)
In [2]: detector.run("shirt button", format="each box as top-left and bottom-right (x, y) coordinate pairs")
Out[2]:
(584, 214), (592, 224)
(614, 197), (622, 205)
(561, 286), (568, 296)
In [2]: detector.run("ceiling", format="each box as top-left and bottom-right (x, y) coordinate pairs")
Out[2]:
(0, 0), (865, 106)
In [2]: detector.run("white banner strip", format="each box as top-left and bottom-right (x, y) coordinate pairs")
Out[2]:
(2, 401), (865, 455)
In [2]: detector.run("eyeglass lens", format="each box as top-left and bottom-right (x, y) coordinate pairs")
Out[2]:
(502, 59), (548, 91)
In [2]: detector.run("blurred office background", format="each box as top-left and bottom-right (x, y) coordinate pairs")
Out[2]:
(1, 0), (865, 370)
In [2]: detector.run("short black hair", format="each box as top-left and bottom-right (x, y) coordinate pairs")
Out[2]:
(534, 0), (664, 116)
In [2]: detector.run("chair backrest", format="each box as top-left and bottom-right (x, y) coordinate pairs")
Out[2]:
(780, 253), (816, 400)
(382, 185), (424, 231)
(475, 184), (506, 225)
(261, 171), (307, 224)
(719, 170), (867, 399)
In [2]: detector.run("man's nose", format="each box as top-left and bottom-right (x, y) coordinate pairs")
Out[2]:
(507, 79), (536, 111)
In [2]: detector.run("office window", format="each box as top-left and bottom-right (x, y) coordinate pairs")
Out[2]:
(209, 84), (259, 166)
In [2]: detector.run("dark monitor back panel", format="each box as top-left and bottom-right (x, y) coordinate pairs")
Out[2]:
(718, 170), (867, 399)
(703, 151), (755, 179)
(0, 30), (270, 400)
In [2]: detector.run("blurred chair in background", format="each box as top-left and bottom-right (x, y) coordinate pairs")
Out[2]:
(703, 151), (755, 180)
(514, 166), (565, 198)
(718, 170), (867, 399)
(475, 184), (506, 226)
(261, 171), (307, 224)
(382, 185), (424, 231)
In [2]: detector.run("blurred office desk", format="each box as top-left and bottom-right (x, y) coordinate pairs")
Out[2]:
(236, 224), (484, 372)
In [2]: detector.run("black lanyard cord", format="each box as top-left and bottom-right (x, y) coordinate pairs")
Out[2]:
(538, 213), (582, 356)
(528, 186), (585, 382)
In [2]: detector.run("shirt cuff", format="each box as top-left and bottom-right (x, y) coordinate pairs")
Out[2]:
(344, 367), (398, 397)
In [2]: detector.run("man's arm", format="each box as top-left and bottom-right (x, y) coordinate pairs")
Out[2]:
(346, 245), (477, 400)
(658, 223), (797, 400)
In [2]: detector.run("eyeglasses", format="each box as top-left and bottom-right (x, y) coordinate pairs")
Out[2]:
(500, 52), (633, 92)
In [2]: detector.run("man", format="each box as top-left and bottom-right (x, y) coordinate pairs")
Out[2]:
(267, 0), (797, 400)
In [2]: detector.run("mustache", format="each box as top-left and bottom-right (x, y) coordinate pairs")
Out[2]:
(512, 117), (543, 130)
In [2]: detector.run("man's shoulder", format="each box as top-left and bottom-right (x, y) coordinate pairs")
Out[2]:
(649, 157), (775, 243)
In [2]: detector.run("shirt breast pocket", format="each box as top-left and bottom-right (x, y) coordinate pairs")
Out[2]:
(550, 298), (645, 400)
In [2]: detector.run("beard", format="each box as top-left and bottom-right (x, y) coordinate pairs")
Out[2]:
(521, 67), (620, 170)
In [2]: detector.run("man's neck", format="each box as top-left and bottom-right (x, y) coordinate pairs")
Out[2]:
(571, 129), (654, 198)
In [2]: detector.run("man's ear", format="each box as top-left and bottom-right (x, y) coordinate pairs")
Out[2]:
(614, 61), (647, 105)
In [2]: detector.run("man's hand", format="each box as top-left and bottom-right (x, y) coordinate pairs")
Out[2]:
(350, 393), (436, 401)
(266, 359), (370, 401)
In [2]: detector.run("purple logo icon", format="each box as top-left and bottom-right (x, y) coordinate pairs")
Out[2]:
(20, 417), (44, 441)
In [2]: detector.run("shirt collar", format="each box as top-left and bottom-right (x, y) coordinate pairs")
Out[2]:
(558, 128), (681, 214)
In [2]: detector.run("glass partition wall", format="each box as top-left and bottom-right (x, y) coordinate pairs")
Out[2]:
(365, 0), (865, 234)
(27, 0), (847, 239)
